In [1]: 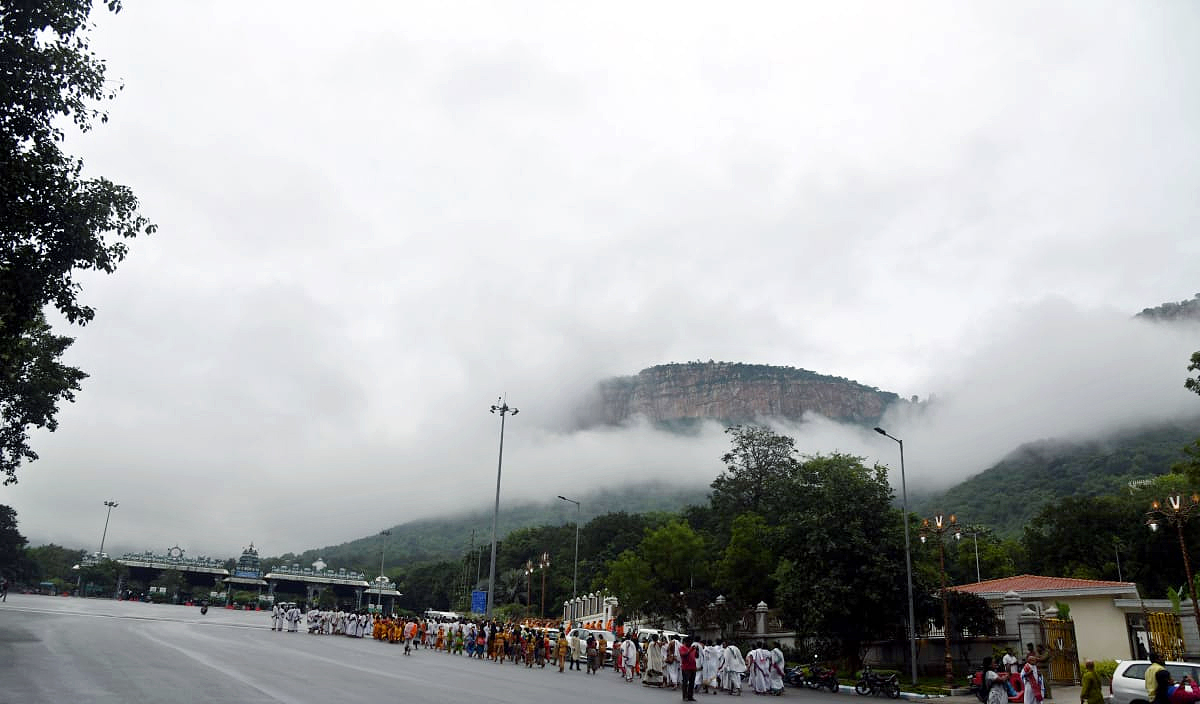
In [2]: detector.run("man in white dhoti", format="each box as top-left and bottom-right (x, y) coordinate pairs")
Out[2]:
(621, 637), (639, 682)
(570, 633), (584, 670)
(286, 604), (300, 632)
(721, 640), (746, 695)
(271, 603), (282, 631)
(644, 635), (665, 687)
(702, 640), (722, 694)
(665, 636), (681, 689)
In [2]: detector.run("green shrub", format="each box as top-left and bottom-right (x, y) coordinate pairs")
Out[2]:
(1093, 660), (1117, 683)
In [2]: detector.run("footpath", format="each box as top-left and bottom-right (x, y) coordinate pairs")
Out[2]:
(932, 686), (1082, 704)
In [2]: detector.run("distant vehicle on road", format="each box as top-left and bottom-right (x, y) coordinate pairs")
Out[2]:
(566, 627), (618, 666)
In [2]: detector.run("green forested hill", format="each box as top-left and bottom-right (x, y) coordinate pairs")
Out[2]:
(911, 418), (1200, 538)
(280, 419), (1200, 572)
(270, 483), (710, 572)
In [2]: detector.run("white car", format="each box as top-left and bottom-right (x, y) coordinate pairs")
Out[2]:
(566, 628), (619, 665)
(1108, 660), (1200, 704)
(637, 628), (686, 643)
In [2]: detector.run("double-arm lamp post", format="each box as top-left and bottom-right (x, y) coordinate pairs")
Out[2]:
(921, 512), (959, 687)
(1147, 493), (1200, 639)
(874, 427), (918, 686)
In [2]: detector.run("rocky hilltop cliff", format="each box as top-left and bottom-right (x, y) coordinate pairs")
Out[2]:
(575, 361), (901, 428)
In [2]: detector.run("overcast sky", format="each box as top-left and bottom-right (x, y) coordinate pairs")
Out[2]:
(6, 1), (1199, 562)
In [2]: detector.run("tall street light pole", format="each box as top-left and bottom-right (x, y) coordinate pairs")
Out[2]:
(378, 529), (391, 612)
(1147, 493), (1200, 640)
(525, 559), (535, 618)
(874, 428), (918, 686)
(487, 397), (518, 618)
(558, 494), (580, 623)
(921, 512), (959, 687)
(539, 551), (550, 618)
(99, 501), (119, 556)
(955, 527), (982, 583)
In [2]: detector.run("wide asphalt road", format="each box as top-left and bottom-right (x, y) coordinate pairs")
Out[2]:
(0, 594), (849, 704)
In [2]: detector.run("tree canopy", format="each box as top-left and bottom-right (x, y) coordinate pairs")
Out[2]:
(0, 505), (30, 578)
(710, 425), (800, 522)
(1, 0), (154, 483)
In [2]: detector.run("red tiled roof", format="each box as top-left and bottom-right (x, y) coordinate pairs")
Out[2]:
(953, 574), (1137, 594)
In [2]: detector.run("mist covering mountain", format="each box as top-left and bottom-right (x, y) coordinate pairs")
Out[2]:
(275, 295), (1200, 570)
(573, 361), (902, 429)
(1137, 293), (1200, 323)
(910, 417), (1200, 538)
(272, 483), (709, 571)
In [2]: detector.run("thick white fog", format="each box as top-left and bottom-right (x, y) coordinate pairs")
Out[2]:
(4, 1), (1198, 559)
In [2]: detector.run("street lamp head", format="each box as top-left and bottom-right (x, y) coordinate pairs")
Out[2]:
(873, 427), (886, 435)
(1148, 519), (1160, 532)
(511, 408), (519, 416)
(1152, 499), (1162, 511)
(920, 535), (927, 544)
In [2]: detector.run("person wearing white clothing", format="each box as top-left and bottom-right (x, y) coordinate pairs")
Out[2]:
(620, 637), (639, 682)
(286, 604), (301, 632)
(769, 643), (786, 695)
(721, 640), (746, 695)
(666, 636), (682, 689)
(702, 641), (722, 694)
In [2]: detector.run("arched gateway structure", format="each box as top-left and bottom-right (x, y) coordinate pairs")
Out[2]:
(115, 544), (385, 610)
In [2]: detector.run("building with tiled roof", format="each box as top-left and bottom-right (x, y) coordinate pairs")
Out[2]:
(952, 574), (1158, 667)
(954, 574), (1139, 598)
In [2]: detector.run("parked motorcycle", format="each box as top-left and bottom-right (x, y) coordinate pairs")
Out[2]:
(806, 662), (840, 693)
(855, 664), (901, 699)
(968, 667), (985, 702)
(785, 665), (807, 688)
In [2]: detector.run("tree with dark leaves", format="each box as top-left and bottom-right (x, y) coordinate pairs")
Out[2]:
(1, 0), (154, 483)
(0, 505), (29, 579)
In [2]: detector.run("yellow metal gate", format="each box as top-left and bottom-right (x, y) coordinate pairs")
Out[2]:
(1041, 618), (1081, 685)
(1146, 611), (1185, 661)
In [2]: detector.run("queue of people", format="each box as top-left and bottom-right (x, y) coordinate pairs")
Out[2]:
(267, 607), (786, 698)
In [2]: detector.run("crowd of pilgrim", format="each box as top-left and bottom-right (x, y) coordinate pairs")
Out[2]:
(269, 605), (789, 697)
